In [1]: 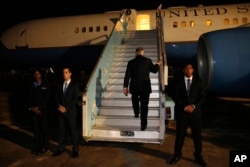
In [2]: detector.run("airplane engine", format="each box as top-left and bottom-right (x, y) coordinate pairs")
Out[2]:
(197, 27), (250, 97)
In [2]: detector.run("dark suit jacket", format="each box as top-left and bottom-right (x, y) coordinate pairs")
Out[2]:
(56, 80), (79, 116)
(123, 55), (159, 94)
(173, 76), (206, 116)
(28, 81), (50, 113)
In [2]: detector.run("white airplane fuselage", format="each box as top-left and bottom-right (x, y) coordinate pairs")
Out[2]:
(1, 3), (249, 49)
(0, 3), (249, 70)
(0, 3), (250, 97)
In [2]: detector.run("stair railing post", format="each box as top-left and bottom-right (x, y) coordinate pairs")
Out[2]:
(156, 5), (168, 143)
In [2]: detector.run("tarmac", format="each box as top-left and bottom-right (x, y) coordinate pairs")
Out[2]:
(0, 74), (250, 167)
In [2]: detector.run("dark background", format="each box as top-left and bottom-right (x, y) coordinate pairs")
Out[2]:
(1, 0), (249, 35)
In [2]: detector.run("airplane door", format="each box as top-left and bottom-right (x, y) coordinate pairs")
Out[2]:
(16, 23), (28, 48)
(136, 15), (150, 30)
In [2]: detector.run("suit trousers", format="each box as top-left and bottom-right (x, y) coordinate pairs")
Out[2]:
(31, 113), (49, 150)
(58, 113), (79, 152)
(174, 112), (202, 158)
(131, 92), (150, 127)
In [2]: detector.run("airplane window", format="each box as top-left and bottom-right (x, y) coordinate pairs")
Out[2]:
(173, 22), (178, 28)
(224, 19), (229, 25)
(104, 26), (108, 31)
(82, 27), (86, 33)
(75, 27), (79, 33)
(242, 18), (248, 24)
(181, 21), (186, 28)
(206, 20), (212, 26)
(96, 26), (100, 32)
(233, 18), (238, 25)
(89, 27), (93, 32)
(190, 21), (195, 27)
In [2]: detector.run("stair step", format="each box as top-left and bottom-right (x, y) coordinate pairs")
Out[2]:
(126, 30), (157, 35)
(107, 77), (159, 84)
(92, 125), (159, 131)
(125, 31), (156, 34)
(110, 66), (160, 73)
(86, 136), (162, 144)
(111, 61), (127, 67)
(91, 127), (160, 139)
(102, 91), (160, 99)
(115, 47), (158, 56)
(99, 106), (159, 116)
(124, 34), (157, 38)
(109, 72), (159, 78)
(103, 90), (160, 98)
(123, 41), (157, 45)
(113, 57), (158, 62)
(125, 34), (157, 36)
(101, 98), (160, 107)
(95, 115), (160, 126)
(115, 51), (158, 57)
(115, 44), (157, 50)
(105, 83), (159, 91)
(123, 38), (157, 43)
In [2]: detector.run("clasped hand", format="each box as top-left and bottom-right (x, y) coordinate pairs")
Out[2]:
(31, 106), (41, 115)
(184, 105), (195, 113)
(58, 105), (67, 113)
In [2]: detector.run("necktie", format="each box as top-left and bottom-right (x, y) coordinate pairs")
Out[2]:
(34, 82), (40, 87)
(63, 82), (68, 94)
(187, 79), (191, 96)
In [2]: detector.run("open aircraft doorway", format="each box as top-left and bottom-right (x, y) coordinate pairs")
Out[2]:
(136, 15), (150, 30)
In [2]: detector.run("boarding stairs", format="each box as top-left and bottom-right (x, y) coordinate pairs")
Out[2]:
(94, 30), (164, 143)
(82, 8), (173, 144)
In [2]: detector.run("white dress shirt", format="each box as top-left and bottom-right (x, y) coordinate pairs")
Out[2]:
(63, 79), (71, 93)
(184, 76), (193, 90)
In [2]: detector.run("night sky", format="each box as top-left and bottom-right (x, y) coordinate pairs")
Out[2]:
(0, 0), (249, 34)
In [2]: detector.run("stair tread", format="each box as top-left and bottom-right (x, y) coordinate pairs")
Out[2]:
(106, 83), (159, 86)
(92, 125), (159, 130)
(96, 115), (159, 119)
(99, 106), (160, 109)
(101, 97), (160, 100)
(86, 137), (162, 144)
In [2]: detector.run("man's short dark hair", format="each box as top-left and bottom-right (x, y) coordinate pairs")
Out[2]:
(63, 67), (72, 73)
(183, 63), (194, 69)
(32, 68), (43, 75)
(32, 68), (45, 80)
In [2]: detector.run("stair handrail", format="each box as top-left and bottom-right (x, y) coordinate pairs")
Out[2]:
(156, 5), (168, 92)
(82, 10), (129, 140)
(156, 5), (168, 143)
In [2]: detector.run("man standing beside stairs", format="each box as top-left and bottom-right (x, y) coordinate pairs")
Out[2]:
(123, 47), (161, 131)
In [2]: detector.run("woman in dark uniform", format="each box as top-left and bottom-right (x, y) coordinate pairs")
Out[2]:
(28, 69), (50, 155)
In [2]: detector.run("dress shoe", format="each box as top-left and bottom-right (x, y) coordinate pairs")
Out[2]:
(36, 150), (44, 155)
(30, 148), (39, 155)
(195, 157), (207, 167)
(41, 147), (48, 154)
(141, 126), (147, 131)
(52, 150), (65, 157)
(134, 114), (139, 118)
(71, 152), (79, 158)
(170, 156), (181, 164)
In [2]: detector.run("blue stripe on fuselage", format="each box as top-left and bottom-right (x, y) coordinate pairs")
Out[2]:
(0, 42), (198, 70)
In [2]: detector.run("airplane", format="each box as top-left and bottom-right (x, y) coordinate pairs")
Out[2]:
(0, 2), (250, 97)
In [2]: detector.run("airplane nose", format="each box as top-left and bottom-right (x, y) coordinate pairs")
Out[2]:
(0, 25), (18, 50)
